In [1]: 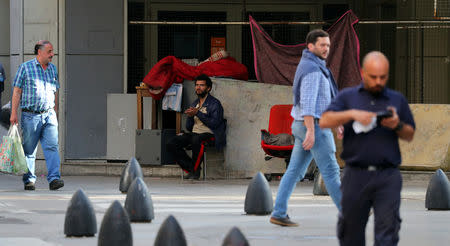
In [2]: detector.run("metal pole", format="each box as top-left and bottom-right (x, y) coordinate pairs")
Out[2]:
(129, 20), (450, 25)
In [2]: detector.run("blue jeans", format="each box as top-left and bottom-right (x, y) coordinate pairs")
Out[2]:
(272, 120), (342, 218)
(21, 109), (61, 184)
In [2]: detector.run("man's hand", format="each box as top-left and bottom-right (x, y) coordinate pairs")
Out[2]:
(352, 109), (376, 126)
(380, 106), (399, 130)
(10, 112), (18, 125)
(302, 129), (315, 150)
(184, 107), (199, 117)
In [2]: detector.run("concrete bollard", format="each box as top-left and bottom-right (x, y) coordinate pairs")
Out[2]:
(154, 215), (187, 246)
(64, 189), (97, 237)
(313, 171), (329, 196)
(98, 200), (133, 246)
(119, 157), (144, 193)
(125, 177), (154, 222)
(222, 227), (250, 246)
(244, 172), (273, 215)
(425, 169), (450, 210)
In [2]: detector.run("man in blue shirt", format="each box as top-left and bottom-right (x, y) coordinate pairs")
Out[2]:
(270, 29), (342, 227)
(10, 40), (64, 191)
(320, 51), (415, 246)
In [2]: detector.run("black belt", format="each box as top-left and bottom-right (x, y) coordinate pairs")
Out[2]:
(22, 108), (50, 114)
(349, 165), (396, 171)
(299, 118), (320, 124)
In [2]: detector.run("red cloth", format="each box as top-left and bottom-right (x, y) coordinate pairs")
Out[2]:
(142, 56), (248, 100)
(250, 10), (361, 89)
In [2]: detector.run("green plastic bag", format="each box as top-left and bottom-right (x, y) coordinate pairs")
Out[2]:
(0, 124), (28, 174)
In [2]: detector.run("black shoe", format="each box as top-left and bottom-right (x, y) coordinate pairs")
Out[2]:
(183, 172), (194, 179)
(24, 182), (35, 191)
(49, 179), (64, 190)
(270, 215), (299, 227)
(183, 171), (200, 180)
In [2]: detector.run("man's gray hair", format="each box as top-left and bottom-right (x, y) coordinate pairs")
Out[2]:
(34, 40), (51, 55)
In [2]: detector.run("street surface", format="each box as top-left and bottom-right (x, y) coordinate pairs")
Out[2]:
(0, 174), (448, 245)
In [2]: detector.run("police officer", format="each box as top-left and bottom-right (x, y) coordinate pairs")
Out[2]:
(320, 51), (415, 246)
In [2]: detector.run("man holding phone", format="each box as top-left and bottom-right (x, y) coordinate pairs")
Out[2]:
(320, 51), (415, 246)
(166, 74), (226, 180)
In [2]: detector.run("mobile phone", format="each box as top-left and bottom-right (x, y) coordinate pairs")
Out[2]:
(376, 109), (393, 123)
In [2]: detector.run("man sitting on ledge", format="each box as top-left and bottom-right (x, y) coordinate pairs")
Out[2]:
(167, 74), (226, 180)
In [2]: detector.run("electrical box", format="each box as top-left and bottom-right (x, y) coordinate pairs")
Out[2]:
(135, 129), (176, 165)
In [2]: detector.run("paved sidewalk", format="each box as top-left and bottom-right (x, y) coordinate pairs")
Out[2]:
(0, 174), (448, 245)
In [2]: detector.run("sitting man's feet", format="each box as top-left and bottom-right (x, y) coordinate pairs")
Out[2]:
(49, 179), (64, 190)
(24, 181), (35, 191)
(183, 171), (201, 180)
(270, 215), (299, 227)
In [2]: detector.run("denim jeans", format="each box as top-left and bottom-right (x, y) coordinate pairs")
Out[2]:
(21, 109), (61, 184)
(272, 120), (342, 218)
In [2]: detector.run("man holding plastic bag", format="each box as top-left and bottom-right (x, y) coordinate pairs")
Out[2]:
(10, 40), (64, 191)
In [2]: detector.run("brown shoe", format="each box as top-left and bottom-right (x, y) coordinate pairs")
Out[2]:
(24, 182), (35, 191)
(270, 215), (299, 227)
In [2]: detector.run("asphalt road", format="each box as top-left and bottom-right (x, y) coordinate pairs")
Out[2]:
(0, 173), (448, 246)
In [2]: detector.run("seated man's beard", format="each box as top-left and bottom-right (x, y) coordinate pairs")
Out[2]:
(197, 91), (208, 98)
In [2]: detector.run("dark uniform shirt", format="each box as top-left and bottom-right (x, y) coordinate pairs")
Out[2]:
(326, 83), (415, 168)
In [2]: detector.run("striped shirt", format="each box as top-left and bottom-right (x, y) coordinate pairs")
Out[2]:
(13, 58), (59, 112)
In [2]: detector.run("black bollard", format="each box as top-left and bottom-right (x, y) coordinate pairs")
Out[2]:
(98, 200), (133, 246)
(244, 172), (273, 215)
(125, 177), (154, 222)
(154, 215), (187, 246)
(425, 169), (450, 210)
(222, 227), (250, 246)
(64, 189), (97, 237)
(313, 172), (329, 196)
(119, 157), (144, 193)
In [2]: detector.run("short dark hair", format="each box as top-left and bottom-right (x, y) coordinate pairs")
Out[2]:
(305, 29), (329, 45)
(194, 74), (212, 88)
(34, 40), (51, 55)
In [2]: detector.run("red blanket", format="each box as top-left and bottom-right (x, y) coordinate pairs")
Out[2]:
(142, 56), (248, 100)
(250, 10), (361, 89)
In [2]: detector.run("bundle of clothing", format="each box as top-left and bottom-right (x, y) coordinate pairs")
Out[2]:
(142, 51), (248, 100)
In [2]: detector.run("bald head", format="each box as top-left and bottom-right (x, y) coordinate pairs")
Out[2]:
(361, 51), (390, 96)
(362, 51), (389, 70)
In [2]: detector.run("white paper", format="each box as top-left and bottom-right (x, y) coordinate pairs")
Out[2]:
(352, 116), (377, 134)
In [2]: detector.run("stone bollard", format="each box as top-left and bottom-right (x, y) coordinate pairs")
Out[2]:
(154, 215), (187, 246)
(222, 227), (250, 246)
(98, 200), (132, 246)
(125, 177), (154, 222)
(244, 172), (273, 215)
(313, 171), (329, 196)
(64, 189), (97, 237)
(425, 169), (450, 210)
(119, 157), (144, 193)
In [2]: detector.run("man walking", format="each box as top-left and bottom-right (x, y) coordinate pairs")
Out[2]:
(270, 29), (342, 227)
(320, 51), (415, 245)
(10, 40), (64, 191)
(166, 74), (226, 180)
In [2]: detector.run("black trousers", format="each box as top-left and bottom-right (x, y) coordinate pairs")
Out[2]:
(166, 132), (214, 173)
(338, 166), (402, 246)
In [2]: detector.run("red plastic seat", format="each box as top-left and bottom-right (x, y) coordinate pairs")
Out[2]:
(261, 105), (294, 159)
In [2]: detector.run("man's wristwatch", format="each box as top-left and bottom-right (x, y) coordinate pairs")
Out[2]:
(393, 121), (404, 132)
